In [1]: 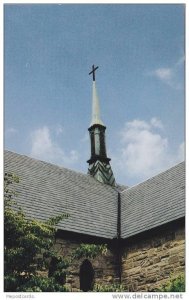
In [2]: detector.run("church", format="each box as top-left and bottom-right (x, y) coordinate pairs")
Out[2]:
(4, 65), (185, 292)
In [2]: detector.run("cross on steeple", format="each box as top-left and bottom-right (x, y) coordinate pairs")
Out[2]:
(89, 64), (99, 81)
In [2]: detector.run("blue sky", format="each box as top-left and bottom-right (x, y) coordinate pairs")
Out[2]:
(4, 4), (185, 186)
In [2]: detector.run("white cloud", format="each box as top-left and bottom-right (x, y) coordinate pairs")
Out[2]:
(151, 67), (176, 88)
(113, 118), (184, 183)
(150, 117), (164, 129)
(30, 126), (78, 166)
(154, 68), (173, 81)
(149, 56), (184, 89)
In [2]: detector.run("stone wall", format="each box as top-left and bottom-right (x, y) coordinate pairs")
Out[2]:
(121, 222), (185, 292)
(54, 237), (120, 291)
(39, 221), (185, 292)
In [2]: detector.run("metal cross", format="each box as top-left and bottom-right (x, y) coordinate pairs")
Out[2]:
(89, 65), (99, 81)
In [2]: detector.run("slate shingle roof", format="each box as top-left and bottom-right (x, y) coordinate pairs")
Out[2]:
(121, 162), (185, 239)
(4, 150), (118, 239)
(4, 150), (185, 240)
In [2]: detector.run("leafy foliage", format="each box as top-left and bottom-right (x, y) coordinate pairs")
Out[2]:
(156, 274), (185, 292)
(93, 283), (126, 292)
(72, 243), (107, 259)
(4, 173), (69, 292)
(4, 173), (110, 292)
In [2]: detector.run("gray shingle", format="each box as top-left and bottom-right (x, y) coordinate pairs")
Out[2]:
(4, 150), (118, 239)
(121, 162), (185, 239)
(4, 150), (185, 240)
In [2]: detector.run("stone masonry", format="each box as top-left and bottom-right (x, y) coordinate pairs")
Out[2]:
(37, 222), (185, 292)
(121, 223), (185, 292)
(53, 237), (120, 291)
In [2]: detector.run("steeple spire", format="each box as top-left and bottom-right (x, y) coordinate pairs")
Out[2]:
(87, 65), (116, 186)
(90, 81), (104, 126)
(89, 64), (103, 126)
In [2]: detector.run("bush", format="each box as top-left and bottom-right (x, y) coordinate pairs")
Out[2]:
(4, 173), (108, 292)
(156, 274), (185, 292)
(93, 283), (127, 292)
(4, 173), (69, 292)
(72, 243), (107, 259)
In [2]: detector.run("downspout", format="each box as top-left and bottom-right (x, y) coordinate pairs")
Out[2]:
(117, 192), (121, 239)
(117, 191), (122, 283)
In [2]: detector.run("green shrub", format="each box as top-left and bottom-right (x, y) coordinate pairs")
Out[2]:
(156, 274), (185, 292)
(72, 244), (107, 259)
(93, 283), (127, 292)
(4, 173), (109, 292)
(4, 173), (69, 292)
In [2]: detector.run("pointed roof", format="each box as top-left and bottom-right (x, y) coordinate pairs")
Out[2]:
(90, 81), (104, 127)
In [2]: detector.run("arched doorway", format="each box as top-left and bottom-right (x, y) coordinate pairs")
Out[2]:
(79, 259), (94, 292)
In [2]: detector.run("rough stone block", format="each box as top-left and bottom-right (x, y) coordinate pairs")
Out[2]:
(153, 257), (161, 264)
(131, 271), (146, 280)
(131, 282), (138, 291)
(172, 240), (184, 247)
(174, 266), (185, 273)
(126, 251), (140, 259)
(169, 255), (179, 264)
(158, 260), (167, 268)
(133, 253), (148, 261)
(125, 266), (141, 276)
(169, 244), (185, 255)
(147, 284), (159, 292)
(125, 261), (134, 269)
(156, 274), (166, 281)
(162, 267), (174, 276)
(146, 265), (160, 276)
(136, 284), (147, 292)
(160, 250), (169, 259)
(162, 241), (171, 249)
(179, 258), (185, 266)
(155, 278), (170, 288)
(148, 248), (156, 256)
(141, 259), (152, 267)
(132, 278), (146, 286)
(146, 275), (157, 283)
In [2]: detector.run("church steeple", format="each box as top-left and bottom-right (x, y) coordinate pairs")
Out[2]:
(87, 65), (116, 186)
